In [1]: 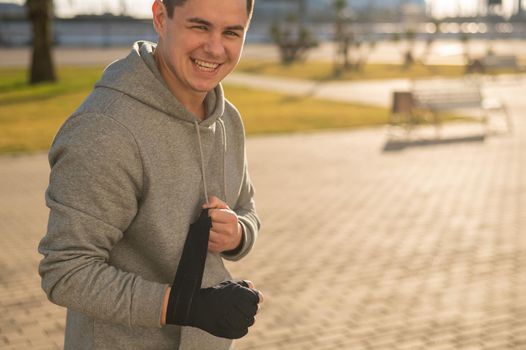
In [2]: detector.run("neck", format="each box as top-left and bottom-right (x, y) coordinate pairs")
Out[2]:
(153, 46), (207, 121)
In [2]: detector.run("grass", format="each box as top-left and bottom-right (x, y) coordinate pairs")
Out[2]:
(235, 59), (519, 81)
(0, 67), (104, 154)
(0, 66), (389, 154)
(225, 85), (387, 135)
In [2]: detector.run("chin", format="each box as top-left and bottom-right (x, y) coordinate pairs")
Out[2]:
(192, 80), (221, 92)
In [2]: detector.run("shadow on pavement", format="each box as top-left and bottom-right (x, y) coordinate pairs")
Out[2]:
(382, 134), (486, 152)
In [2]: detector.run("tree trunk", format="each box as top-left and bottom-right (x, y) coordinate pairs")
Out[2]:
(26, 0), (56, 84)
(333, 0), (347, 74)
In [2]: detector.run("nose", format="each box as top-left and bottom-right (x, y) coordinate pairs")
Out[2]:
(203, 33), (226, 58)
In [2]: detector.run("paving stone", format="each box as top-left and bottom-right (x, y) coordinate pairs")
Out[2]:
(0, 82), (525, 350)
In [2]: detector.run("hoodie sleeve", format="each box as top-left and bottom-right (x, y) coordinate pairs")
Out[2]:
(221, 152), (261, 262)
(38, 113), (168, 329)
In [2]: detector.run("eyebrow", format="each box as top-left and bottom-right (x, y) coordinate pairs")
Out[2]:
(186, 17), (245, 32)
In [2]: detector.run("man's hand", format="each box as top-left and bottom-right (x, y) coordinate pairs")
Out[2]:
(203, 196), (243, 254)
(162, 280), (264, 327)
(164, 280), (261, 339)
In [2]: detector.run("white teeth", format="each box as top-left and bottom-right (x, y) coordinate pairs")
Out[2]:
(193, 58), (219, 71)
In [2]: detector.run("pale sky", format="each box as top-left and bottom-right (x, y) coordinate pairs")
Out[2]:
(427, 0), (519, 18)
(1, 0), (155, 18)
(1, 0), (523, 19)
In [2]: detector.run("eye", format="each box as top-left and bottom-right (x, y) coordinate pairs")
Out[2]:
(192, 25), (208, 31)
(224, 30), (240, 38)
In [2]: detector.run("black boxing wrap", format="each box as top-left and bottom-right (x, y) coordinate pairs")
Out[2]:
(166, 209), (210, 324)
(165, 209), (259, 339)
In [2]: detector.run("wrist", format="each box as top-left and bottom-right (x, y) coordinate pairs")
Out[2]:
(161, 286), (171, 326)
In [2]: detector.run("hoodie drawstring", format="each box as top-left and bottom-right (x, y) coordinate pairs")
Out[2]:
(194, 120), (227, 207)
(218, 119), (228, 201)
(194, 121), (209, 207)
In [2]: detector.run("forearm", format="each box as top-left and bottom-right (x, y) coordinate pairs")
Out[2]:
(40, 113), (171, 328)
(40, 199), (168, 328)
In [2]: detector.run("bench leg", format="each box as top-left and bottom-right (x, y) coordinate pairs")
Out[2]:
(387, 113), (414, 140)
(432, 112), (441, 139)
(482, 109), (490, 136)
(502, 104), (513, 134)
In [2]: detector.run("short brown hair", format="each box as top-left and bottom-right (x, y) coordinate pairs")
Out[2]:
(162, 0), (255, 20)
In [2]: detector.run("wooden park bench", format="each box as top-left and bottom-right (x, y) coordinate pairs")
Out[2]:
(480, 55), (521, 73)
(389, 78), (512, 138)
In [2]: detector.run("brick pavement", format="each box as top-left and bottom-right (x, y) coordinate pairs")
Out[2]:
(0, 83), (525, 349)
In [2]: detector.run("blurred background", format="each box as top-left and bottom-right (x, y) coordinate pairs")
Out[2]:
(0, 1), (525, 349)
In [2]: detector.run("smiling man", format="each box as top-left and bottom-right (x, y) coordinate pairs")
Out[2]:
(37, 0), (262, 349)
(153, 0), (250, 116)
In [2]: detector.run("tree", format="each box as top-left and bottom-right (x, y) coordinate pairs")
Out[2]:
(333, 0), (349, 74)
(402, 28), (416, 70)
(119, 0), (128, 16)
(26, 0), (56, 84)
(419, 20), (440, 66)
(270, 14), (317, 65)
(459, 32), (471, 66)
(392, 28), (416, 70)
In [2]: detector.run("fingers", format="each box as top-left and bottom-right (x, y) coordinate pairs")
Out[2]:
(209, 221), (232, 233)
(209, 209), (237, 226)
(208, 239), (225, 253)
(238, 280), (254, 289)
(236, 280), (264, 305)
(207, 211), (241, 253)
(234, 301), (258, 321)
(208, 229), (232, 253)
(208, 242), (221, 254)
(203, 195), (229, 210)
(257, 290), (264, 304)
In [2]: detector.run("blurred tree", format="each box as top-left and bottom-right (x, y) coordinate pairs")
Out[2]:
(419, 19), (440, 66)
(392, 28), (416, 70)
(402, 28), (416, 70)
(270, 14), (317, 65)
(332, 4), (378, 75)
(461, 32), (483, 74)
(26, 0), (56, 84)
(460, 32), (470, 65)
(355, 38), (376, 70)
(119, 0), (128, 16)
(333, 0), (349, 75)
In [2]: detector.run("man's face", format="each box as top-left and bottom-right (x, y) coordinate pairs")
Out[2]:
(154, 0), (249, 95)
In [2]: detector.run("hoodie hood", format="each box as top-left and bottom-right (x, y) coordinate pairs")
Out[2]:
(95, 41), (225, 128)
(95, 41), (230, 204)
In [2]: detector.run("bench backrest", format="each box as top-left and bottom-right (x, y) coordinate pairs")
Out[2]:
(411, 79), (482, 111)
(481, 55), (518, 69)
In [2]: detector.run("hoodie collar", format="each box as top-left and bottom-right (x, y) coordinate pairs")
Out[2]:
(95, 41), (225, 128)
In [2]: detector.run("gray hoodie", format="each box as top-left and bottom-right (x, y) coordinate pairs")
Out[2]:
(38, 41), (260, 350)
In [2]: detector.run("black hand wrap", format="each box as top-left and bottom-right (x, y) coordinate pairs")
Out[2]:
(166, 209), (259, 339)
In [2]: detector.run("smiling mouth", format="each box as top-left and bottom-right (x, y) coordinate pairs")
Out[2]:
(191, 58), (220, 72)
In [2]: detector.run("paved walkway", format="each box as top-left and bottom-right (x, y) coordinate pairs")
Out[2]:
(2, 40), (526, 68)
(226, 72), (526, 108)
(0, 80), (525, 349)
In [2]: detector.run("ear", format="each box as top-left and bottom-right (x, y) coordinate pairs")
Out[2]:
(152, 0), (167, 37)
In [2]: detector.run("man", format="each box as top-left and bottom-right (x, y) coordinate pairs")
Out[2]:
(38, 0), (262, 349)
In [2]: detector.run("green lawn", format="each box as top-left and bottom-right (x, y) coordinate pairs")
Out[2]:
(0, 66), (389, 154)
(0, 67), (104, 154)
